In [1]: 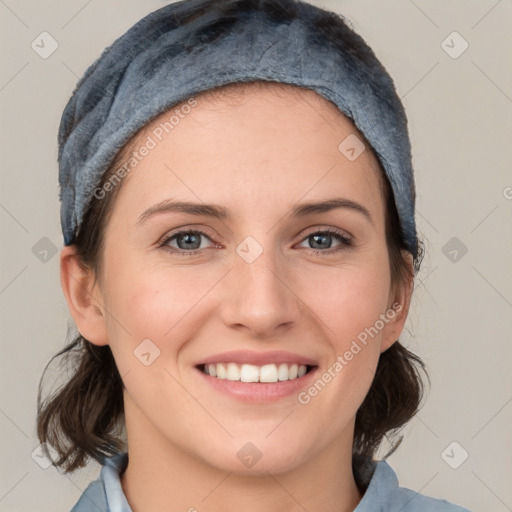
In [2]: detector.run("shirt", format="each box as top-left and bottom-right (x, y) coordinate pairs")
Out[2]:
(69, 452), (473, 511)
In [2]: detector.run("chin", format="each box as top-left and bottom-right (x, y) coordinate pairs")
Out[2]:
(196, 436), (309, 477)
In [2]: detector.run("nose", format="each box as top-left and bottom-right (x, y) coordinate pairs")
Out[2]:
(219, 242), (302, 338)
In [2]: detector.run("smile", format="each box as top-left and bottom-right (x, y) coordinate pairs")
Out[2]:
(195, 363), (319, 403)
(200, 362), (314, 382)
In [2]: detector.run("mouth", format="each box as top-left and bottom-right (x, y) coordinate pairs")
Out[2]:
(193, 361), (319, 403)
(195, 362), (317, 383)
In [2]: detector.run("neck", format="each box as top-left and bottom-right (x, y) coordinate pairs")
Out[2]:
(120, 400), (363, 512)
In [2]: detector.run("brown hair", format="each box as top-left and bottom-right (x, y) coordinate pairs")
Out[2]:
(37, 84), (427, 474)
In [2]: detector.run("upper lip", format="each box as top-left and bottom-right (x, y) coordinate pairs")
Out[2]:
(196, 350), (318, 367)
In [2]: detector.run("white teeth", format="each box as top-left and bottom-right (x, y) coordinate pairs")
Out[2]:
(240, 364), (259, 382)
(216, 363), (227, 379)
(260, 364), (278, 382)
(203, 362), (309, 382)
(226, 363), (239, 381)
(277, 363), (289, 381)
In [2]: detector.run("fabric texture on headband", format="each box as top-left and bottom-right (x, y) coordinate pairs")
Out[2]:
(58, 0), (418, 257)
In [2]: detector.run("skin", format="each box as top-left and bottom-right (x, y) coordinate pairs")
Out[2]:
(61, 82), (413, 512)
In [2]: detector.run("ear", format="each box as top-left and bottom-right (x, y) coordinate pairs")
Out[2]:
(380, 250), (414, 353)
(60, 245), (109, 346)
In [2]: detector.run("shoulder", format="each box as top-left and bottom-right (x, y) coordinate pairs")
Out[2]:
(357, 460), (473, 512)
(386, 483), (473, 511)
(68, 452), (130, 512)
(69, 478), (107, 512)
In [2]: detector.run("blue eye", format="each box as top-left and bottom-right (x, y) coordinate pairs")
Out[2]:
(161, 230), (213, 254)
(299, 229), (353, 254)
(159, 228), (352, 256)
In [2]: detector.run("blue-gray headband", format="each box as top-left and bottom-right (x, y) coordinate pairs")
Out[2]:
(58, 0), (418, 258)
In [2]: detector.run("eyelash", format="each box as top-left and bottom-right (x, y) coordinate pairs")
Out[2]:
(158, 228), (353, 256)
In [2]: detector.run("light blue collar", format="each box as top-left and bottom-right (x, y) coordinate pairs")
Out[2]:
(96, 451), (469, 512)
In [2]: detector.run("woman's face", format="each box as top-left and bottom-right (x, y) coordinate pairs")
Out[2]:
(81, 83), (411, 475)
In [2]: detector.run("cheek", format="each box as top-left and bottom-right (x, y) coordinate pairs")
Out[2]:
(297, 262), (390, 405)
(101, 264), (199, 407)
(306, 260), (392, 346)
(110, 272), (185, 344)
(103, 259), (220, 359)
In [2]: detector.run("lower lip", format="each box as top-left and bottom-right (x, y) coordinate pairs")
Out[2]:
(194, 366), (319, 403)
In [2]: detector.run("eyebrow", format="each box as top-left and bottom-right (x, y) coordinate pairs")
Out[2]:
(136, 198), (372, 225)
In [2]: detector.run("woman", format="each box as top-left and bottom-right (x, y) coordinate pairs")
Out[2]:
(37, 0), (472, 510)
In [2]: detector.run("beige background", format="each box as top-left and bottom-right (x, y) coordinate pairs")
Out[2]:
(1, 1), (511, 511)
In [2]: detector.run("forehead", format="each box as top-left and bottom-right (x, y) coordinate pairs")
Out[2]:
(110, 81), (385, 219)
(123, 80), (377, 160)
